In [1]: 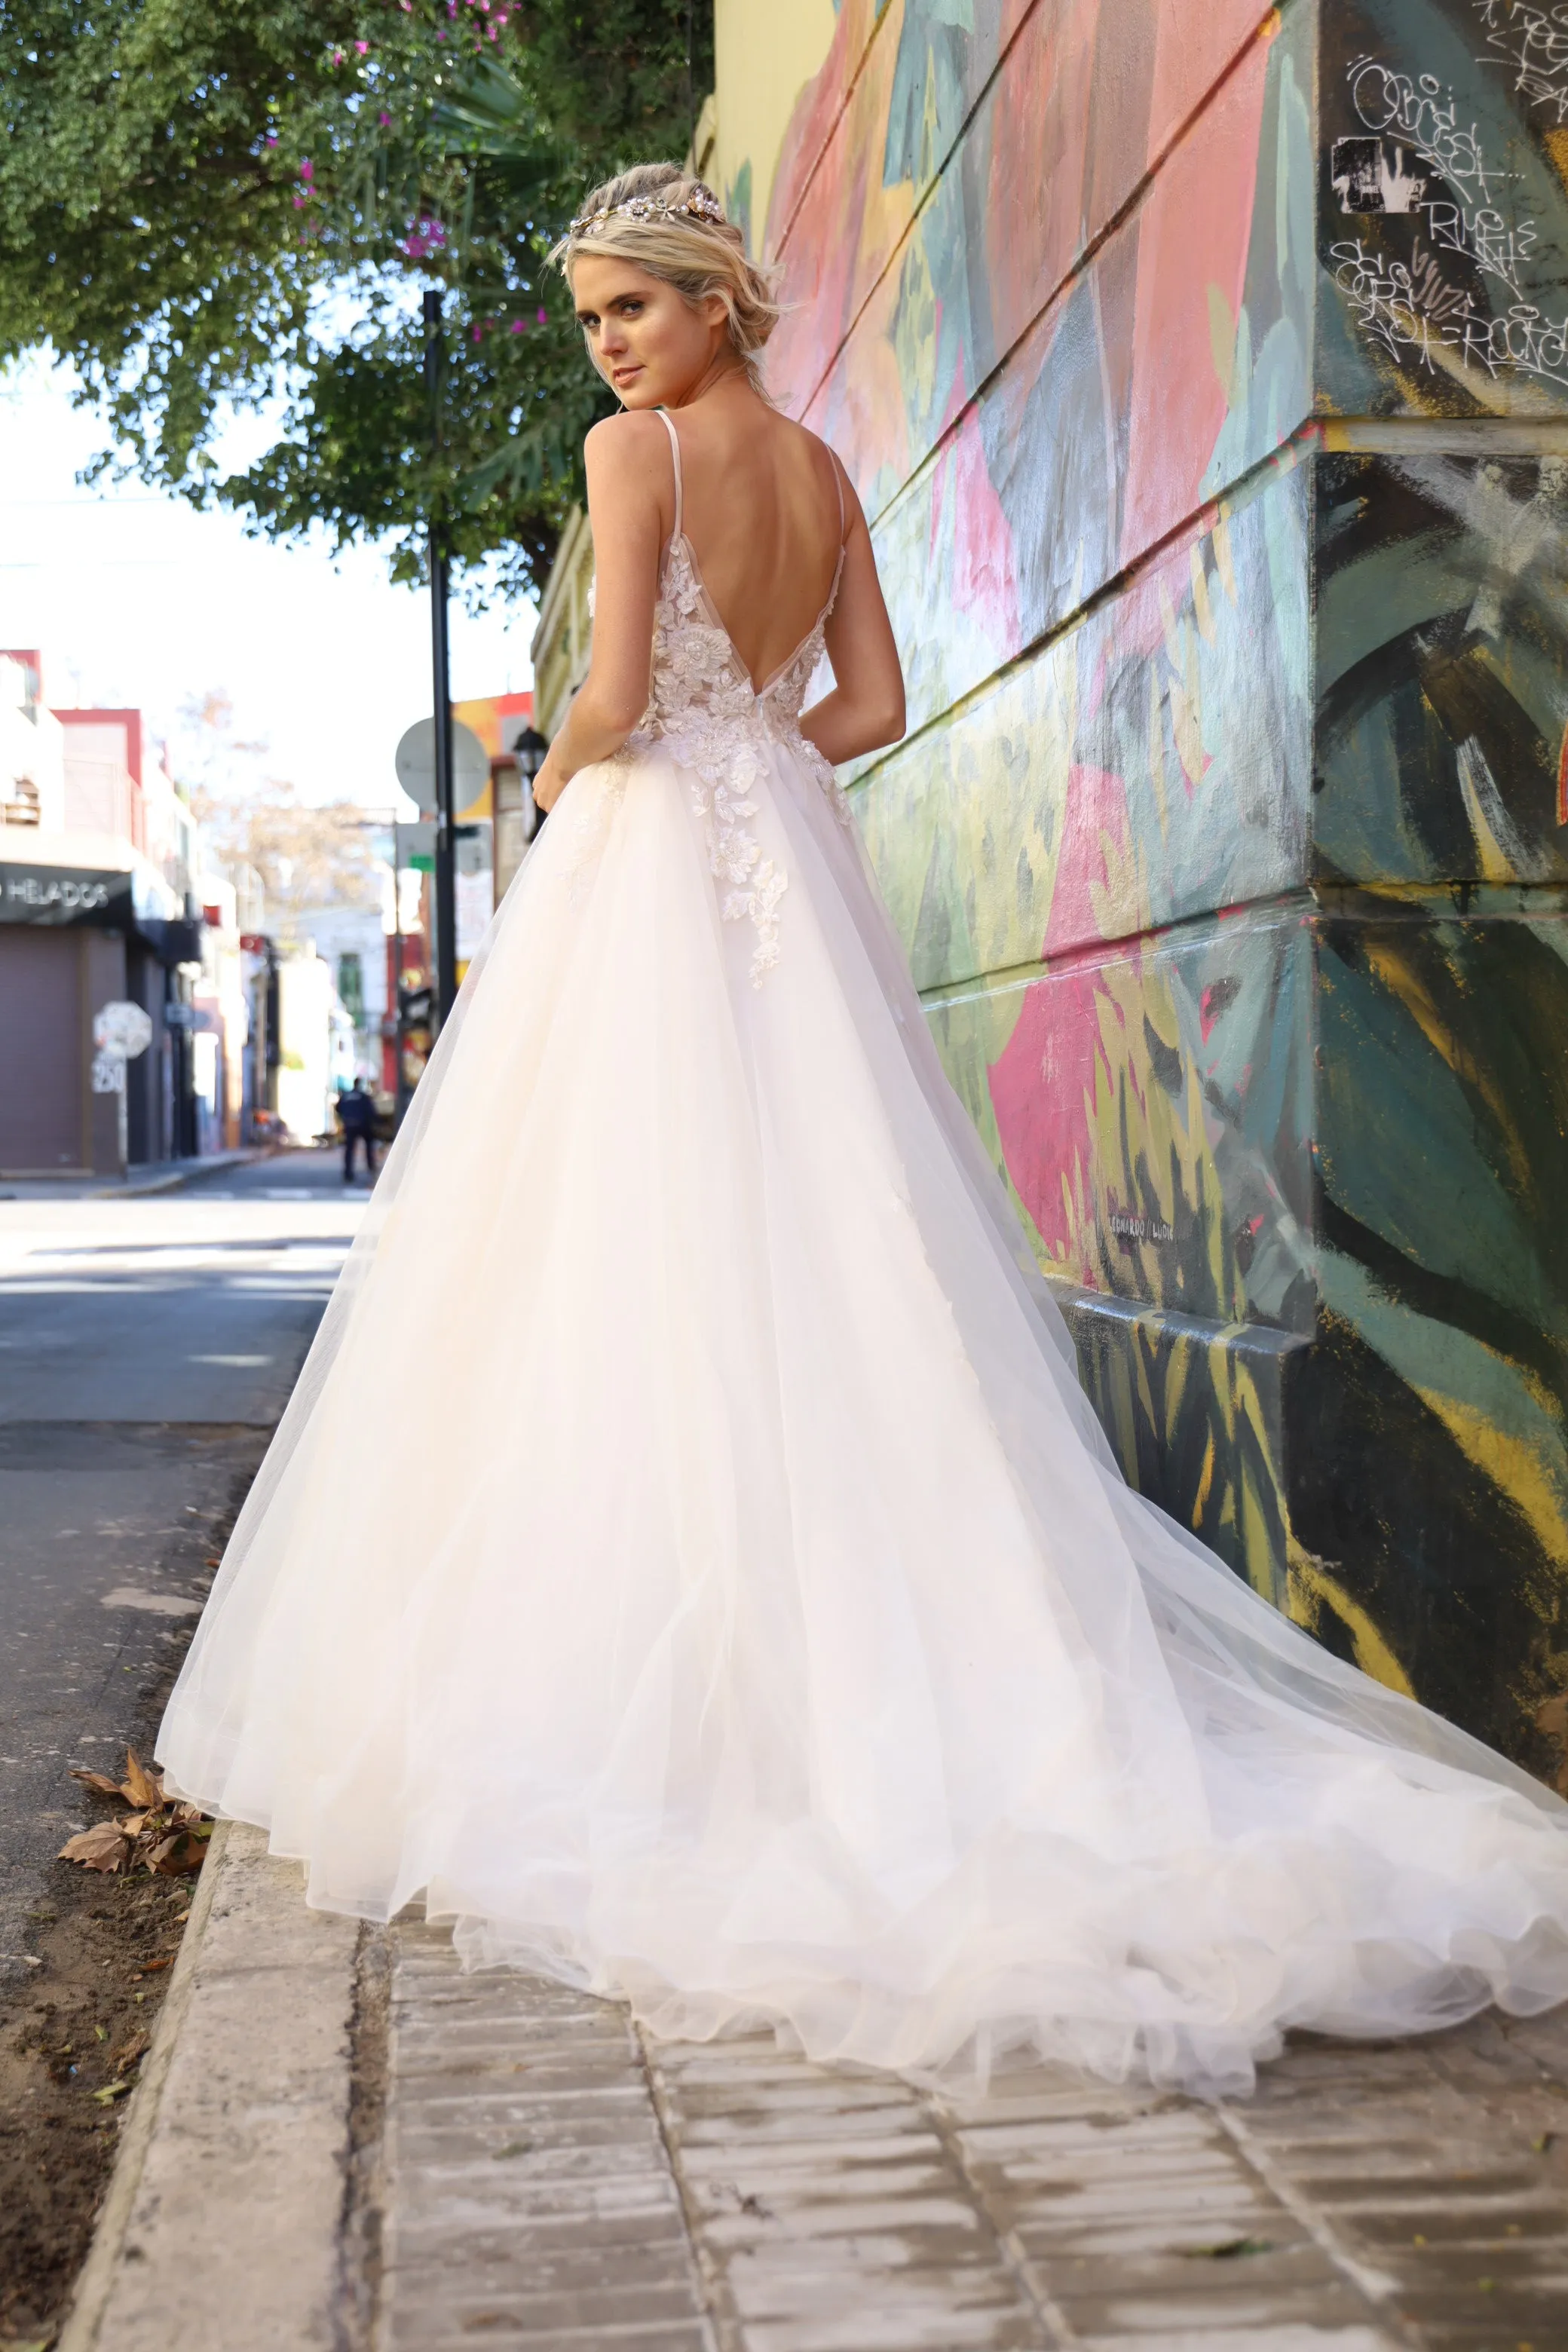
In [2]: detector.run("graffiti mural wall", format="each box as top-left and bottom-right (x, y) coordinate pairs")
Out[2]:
(714, 0), (1568, 1778)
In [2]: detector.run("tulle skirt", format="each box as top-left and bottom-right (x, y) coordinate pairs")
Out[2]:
(158, 729), (1568, 2095)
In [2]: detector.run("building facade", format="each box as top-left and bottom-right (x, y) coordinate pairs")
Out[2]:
(706, 0), (1568, 1784)
(0, 651), (216, 1176)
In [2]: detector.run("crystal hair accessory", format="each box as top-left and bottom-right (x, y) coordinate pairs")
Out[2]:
(568, 182), (725, 240)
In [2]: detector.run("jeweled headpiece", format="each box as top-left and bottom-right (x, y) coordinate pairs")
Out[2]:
(567, 181), (725, 240)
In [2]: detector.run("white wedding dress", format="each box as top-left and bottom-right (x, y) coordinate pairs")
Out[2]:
(161, 411), (1568, 2094)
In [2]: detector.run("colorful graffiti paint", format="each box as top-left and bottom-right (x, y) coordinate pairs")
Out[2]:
(715, 0), (1568, 1779)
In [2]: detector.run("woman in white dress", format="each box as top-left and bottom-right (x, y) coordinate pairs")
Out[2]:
(159, 166), (1568, 2096)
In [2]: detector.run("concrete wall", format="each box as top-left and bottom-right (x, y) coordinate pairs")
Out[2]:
(715, 0), (1568, 1781)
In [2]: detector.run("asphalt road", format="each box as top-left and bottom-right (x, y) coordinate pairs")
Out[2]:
(0, 1150), (365, 1982)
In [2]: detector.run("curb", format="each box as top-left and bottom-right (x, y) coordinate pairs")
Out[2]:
(57, 1821), (362, 2352)
(0, 1147), (280, 1206)
(55, 1820), (233, 2352)
(93, 1146), (280, 1202)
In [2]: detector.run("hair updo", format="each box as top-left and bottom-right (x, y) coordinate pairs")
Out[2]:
(551, 162), (780, 396)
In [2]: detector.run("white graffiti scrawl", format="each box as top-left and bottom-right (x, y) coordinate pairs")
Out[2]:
(1331, 236), (1568, 386)
(1472, 0), (1568, 126)
(1331, 43), (1568, 390)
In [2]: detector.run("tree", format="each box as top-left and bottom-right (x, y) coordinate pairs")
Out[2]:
(176, 690), (385, 932)
(0, 0), (712, 599)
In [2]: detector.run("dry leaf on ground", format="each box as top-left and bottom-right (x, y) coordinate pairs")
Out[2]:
(57, 1823), (131, 1873)
(121, 1750), (161, 1808)
(60, 1750), (210, 1876)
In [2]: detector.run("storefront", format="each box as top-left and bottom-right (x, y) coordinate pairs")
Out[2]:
(0, 856), (201, 1176)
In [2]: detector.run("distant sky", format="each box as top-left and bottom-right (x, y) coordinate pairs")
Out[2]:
(0, 355), (537, 811)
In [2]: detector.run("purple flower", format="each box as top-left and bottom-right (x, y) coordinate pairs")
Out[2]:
(536, 306), (547, 323)
(378, 109), (392, 125)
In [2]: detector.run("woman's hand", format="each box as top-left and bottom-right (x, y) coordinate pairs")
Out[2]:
(532, 747), (569, 816)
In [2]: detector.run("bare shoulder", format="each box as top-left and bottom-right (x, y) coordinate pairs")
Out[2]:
(583, 409), (669, 476)
(794, 420), (865, 524)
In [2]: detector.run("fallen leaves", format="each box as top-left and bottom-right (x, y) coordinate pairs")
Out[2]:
(60, 1751), (211, 1878)
(57, 1822), (133, 1873)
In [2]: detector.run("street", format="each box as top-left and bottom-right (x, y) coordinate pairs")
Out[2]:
(0, 1149), (364, 1981)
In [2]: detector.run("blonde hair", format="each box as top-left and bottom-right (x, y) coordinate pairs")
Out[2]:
(551, 163), (779, 396)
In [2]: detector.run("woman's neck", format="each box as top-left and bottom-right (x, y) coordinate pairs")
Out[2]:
(663, 352), (753, 411)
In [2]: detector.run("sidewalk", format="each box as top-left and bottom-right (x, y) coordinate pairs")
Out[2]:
(59, 1823), (1568, 2352)
(0, 1146), (276, 1204)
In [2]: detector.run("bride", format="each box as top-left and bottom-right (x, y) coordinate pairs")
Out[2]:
(159, 164), (1568, 2095)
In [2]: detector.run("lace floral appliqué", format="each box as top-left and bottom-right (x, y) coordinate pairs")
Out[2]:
(625, 537), (842, 986)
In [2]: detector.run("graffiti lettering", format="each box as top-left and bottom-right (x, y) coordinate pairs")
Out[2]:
(1331, 236), (1568, 385)
(1348, 58), (1506, 203)
(1343, 57), (1534, 300)
(1424, 200), (1537, 292)
(1108, 1212), (1175, 1245)
(1472, 0), (1568, 124)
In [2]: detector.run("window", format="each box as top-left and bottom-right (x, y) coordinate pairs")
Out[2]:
(336, 951), (364, 1021)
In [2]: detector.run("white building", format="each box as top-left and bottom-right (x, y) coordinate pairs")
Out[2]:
(292, 893), (394, 1086)
(0, 652), (66, 829)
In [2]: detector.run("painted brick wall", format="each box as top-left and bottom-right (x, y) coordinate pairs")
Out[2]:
(715, 0), (1568, 1780)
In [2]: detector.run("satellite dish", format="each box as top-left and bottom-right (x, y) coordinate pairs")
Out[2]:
(394, 718), (489, 814)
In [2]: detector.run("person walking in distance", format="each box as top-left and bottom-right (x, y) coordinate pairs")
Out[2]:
(337, 1078), (377, 1184)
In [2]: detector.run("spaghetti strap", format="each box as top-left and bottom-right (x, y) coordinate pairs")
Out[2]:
(655, 407), (683, 542)
(830, 449), (847, 547)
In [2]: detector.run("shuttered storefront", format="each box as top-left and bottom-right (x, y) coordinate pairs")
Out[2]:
(0, 928), (83, 1171)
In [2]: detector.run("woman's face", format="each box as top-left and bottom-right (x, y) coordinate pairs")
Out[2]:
(570, 254), (731, 408)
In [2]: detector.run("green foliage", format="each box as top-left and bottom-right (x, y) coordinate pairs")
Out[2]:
(0, 0), (711, 599)
(505, 0), (709, 155)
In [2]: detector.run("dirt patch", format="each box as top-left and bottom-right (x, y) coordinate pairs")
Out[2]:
(0, 1850), (198, 2346)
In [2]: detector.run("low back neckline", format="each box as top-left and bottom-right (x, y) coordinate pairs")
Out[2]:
(654, 406), (847, 700)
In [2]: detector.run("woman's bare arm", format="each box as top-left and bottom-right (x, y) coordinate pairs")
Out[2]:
(533, 415), (666, 812)
(800, 470), (905, 767)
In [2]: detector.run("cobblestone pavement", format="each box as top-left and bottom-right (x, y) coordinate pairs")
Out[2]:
(379, 1922), (1568, 2352)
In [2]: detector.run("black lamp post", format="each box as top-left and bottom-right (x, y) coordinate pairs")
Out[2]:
(423, 288), (458, 1026)
(511, 724), (549, 838)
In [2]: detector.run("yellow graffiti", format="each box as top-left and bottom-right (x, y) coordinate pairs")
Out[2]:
(1288, 1551), (1417, 1698)
(1362, 939), (1536, 1202)
(1409, 1387), (1568, 1570)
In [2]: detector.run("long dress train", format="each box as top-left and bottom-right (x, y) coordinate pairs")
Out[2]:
(159, 410), (1568, 2095)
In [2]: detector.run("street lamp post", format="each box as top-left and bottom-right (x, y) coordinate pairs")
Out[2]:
(511, 724), (548, 838)
(423, 288), (458, 1027)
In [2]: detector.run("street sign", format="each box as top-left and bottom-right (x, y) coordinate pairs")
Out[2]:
(394, 718), (488, 814)
(92, 1001), (153, 1059)
(90, 1000), (153, 1164)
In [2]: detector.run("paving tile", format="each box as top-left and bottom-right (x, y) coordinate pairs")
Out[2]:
(368, 1920), (1568, 2352)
